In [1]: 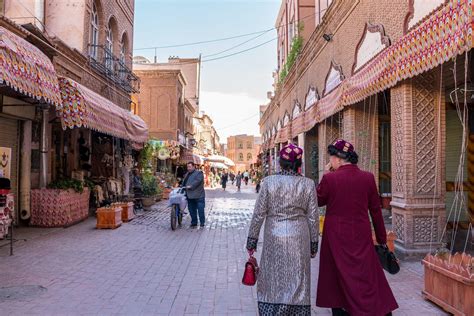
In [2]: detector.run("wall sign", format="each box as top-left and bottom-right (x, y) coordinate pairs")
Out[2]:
(305, 86), (319, 110)
(0, 147), (12, 179)
(352, 23), (390, 73)
(324, 62), (344, 95)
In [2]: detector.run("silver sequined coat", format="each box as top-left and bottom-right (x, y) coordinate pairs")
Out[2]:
(247, 172), (319, 310)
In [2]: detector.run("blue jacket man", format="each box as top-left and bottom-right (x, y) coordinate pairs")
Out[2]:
(183, 162), (205, 227)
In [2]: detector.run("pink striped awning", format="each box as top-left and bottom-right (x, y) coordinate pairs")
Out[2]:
(0, 26), (60, 105)
(57, 77), (148, 143)
(284, 0), (473, 136)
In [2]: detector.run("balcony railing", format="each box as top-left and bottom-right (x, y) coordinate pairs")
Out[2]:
(88, 44), (140, 94)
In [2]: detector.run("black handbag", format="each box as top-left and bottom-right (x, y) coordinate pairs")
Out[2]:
(375, 245), (400, 275)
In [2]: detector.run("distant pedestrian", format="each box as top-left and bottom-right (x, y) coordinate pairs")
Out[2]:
(316, 139), (398, 315)
(235, 171), (242, 192)
(246, 143), (318, 315)
(221, 171), (229, 191)
(243, 170), (249, 186)
(183, 162), (206, 228)
(230, 172), (235, 185)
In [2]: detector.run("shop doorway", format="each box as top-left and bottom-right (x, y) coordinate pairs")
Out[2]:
(304, 126), (318, 181)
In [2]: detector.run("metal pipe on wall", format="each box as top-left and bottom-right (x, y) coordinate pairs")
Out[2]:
(39, 107), (49, 188)
(20, 120), (32, 220)
(34, 0), (45, 31)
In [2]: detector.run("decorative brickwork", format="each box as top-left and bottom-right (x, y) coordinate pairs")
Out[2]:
(394, 213), (404, 242)
(391, 86), (404, 195)
(414, 216), (438, 243)
(413, 73), (436, 195)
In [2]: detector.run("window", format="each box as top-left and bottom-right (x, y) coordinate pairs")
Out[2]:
(119, 35), (127, 80)
(89, 3), (99, 59)
(247, 142), (252, 149)
(288, 21), (294, 50)
(279, 41), (285, 69)
(105, 21), (113, 70)
(238, 142), (243, 149)
(247, 153), (252, 161)
(239, 153), (244, 161)
(316, 0), (334, 25)
(120, 39), (126, 65)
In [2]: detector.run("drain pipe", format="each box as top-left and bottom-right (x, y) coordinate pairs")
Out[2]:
(34, 0), (45, 31)
(39, 106), (49, 188)
(20, 120), (32, 220)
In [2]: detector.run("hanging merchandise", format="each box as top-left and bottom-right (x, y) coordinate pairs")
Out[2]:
(158, 148), (171, 161)
(165, 140), (180, 160)
(123, 154), (134, 169)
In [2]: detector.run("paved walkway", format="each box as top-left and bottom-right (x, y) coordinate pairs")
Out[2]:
(0, 185), (446, 315)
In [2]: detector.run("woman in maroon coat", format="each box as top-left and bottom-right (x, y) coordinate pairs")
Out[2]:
(316, 139), (398, 316)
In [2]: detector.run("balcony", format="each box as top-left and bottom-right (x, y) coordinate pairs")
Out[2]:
(88, 45), (140, 94)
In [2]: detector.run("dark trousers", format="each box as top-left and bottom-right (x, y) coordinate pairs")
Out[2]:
(188, 197), (205, 226)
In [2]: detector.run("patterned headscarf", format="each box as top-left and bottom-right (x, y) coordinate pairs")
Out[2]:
(279, 143), (303, 162)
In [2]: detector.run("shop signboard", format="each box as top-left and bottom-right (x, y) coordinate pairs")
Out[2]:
(0, 147), (11, 179)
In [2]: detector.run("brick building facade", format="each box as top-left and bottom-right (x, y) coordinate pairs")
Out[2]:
(227, 135), (261, 172)
(259, 0), (471, 257)
(133, 57), (200, 147)
(0, 0), (147, 226)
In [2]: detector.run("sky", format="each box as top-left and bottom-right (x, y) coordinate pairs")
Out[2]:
(133, 0), (281, 142)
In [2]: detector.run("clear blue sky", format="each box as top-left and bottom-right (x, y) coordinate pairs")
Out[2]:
(133, 0), (280, 141)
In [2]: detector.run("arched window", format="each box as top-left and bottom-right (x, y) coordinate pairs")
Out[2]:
(120, 33), (128, 80)
(247, 153), (252, 161)
(120, 39), (126, 65)
(239, 153), (244, 161)
(89, 3), (99, 59)
(105, 20), (114, 70)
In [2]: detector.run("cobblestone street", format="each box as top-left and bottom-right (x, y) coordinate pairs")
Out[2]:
(0, 185), (446, 315)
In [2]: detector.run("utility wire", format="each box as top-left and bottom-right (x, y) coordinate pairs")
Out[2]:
(142, 37), (277, 66)
(134, 11), (317, 51)
(134, 29), (272, 50)
(202, 29), (273, 58)
(202, 37), (276, 62)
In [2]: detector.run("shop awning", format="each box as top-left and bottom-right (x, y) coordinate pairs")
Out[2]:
(57, 77), (148, 143)
(279, 0), (473, 142)
(0, 26), (61, 105)
(205, 155), (235, 167)
(209, 162), (228, 169)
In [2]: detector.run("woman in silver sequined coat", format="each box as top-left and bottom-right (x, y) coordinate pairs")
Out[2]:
(246, 143), (319, 316)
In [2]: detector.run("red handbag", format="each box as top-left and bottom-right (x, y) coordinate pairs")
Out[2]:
(242, 255), (259, 286)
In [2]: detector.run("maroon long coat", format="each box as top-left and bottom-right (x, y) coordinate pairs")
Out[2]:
(316, 164), (398, 316)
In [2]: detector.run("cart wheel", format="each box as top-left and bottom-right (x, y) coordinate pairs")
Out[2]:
(171, 205), (178, 230)
(178, 211), (183, 226)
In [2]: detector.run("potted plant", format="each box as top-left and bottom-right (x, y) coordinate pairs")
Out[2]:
(141, 172), (158, 208)
(155, 185), (163, 201)
(31, 178), (90, 227)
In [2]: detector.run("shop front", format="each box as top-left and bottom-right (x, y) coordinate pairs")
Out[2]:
(259, 0), (473, 258)
(0, 22), (62, 235)
(28, 77), (148, 227)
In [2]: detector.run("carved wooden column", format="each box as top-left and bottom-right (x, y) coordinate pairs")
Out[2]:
(390, 71), (446, 258)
